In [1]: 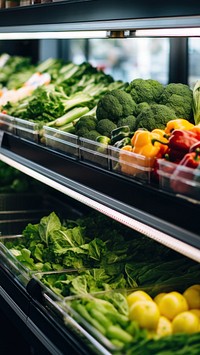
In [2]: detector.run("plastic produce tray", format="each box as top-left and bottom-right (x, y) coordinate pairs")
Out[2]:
(32, 271), (125, 353)
(157, 158), (200, 202)
(109, 145), (153, 183)
(43, 126), (79, 159)
(0, 112), (15, 134)
(0, 235), (32, 286)
(79, 137), (109, 169)
(31, 271), (191, 354)
(0, 193), (85, 282)
(14, 117), (40, 142)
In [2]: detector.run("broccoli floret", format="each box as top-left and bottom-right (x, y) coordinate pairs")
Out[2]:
(117, 115), (137, 132)
(84, 130), (101, 141)
(159, 83), (193, 121)
(75, 127), (90, 138)
(74, 115), (97, 133)
(126, 78), (164, 104)
(96, 89), (137, 123)
(135, 104), (177, 131)
(135, 102), (151, 116)
(96, 119), (117, 137)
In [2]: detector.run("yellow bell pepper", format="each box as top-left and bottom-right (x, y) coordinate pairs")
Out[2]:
(165, 119), (194, 134)
(119, 130), (168, 176)
(189, 123), (200, 138)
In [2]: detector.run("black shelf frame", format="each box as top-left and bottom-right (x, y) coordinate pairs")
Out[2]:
(0, 0), (199, 30)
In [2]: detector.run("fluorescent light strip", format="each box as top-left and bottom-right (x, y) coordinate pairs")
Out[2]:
(1, 153), (199, 263)
(0, 31), (108, 40)
(135, 27), (200, 37)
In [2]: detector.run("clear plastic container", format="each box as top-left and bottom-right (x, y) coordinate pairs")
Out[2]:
(157, 158), (200, 201)
(79, 137), (109, 169)
(14, 117), (40, 142)
(0, 112), (15, 134)
(32, 271), (126, 352)
(31, 274), (192, 353)
(43, 126), (79, 159)
(5, 0), (19, 7)
(0, 235), (33, 285)
(109, 146), (153, 183)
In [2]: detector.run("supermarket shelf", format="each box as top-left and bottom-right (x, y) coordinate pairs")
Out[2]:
(0, 0), (199, 32)
(0, 132), (200, 259)
(0, 265), (94, 355)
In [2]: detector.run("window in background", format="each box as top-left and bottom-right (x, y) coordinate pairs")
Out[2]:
(67, 39), (88, 64)
(87, 38), (169, 84)
(188, 38), (200, 88)
(65, 38), (169, 85)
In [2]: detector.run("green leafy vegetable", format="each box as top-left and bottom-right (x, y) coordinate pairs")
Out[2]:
(192, 80), (200, 125)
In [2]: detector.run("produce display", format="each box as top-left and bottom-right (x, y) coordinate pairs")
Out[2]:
(2, 211), (200, 281)
(1, 210), (200, 352)
(63, 286), (200, 353)
(0, 54), (126, 134)
(1, 54), (200, 353)
(0, 53), (200, 199)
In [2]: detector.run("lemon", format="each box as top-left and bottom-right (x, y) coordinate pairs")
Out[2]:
(190, 309), (200, 318)
(127, 290), (152, 308)
(158, 291), (188, 320)
(156, 316), (172, 337)
(154, 293), (167, 307)
(129, 300), (160, 330)
(183, 285), (200, 309)
(172, 311), (199, 334)
(147, 330), (157, 339)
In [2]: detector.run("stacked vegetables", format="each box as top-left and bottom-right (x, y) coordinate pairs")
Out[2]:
(0, 55), (126, 134)
(1, 53), (200, 197)
(2, 210), (200, 351)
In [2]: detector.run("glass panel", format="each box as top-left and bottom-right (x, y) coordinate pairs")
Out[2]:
(188, 38), (200, 88)
(68, 38), (170, 85)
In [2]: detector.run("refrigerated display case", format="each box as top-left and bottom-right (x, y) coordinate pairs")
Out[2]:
(0, 1), (200, 354)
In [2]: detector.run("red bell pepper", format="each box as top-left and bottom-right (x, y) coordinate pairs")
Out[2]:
(166, 129), (200, 163)
(189, 141), (200, 153)
(170, 148), (200, 194)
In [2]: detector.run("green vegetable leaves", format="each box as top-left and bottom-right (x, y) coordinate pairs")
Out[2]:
(192, 80), (200, 125)
(38, 212), (61, 245)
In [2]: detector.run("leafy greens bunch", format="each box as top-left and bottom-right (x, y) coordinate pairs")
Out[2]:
(3, 211), (200, 292)
(2, 59), (126, 134)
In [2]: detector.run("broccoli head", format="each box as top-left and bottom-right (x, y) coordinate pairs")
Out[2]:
(74, 126), (90, 138)
(135, 102), (151, 116)
(117, 115), (137, 132)
(159, 83), (193, 121)
(83, 130), (101, 141)
(135, 104), (177, 131)
(74, 115), (97, 132)
(96, 89), (137, 123)
(126, 78), (164, 104)
(96, 119), (117, 137)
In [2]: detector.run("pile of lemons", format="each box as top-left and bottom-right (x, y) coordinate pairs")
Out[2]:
(127, 284), (200, 338)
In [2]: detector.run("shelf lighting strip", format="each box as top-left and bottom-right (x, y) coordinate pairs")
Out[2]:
(1, 153), (200, 263)
(0, 31), (108, 40)
(0, 27), (199, 40)
(134, 27), (200, 37)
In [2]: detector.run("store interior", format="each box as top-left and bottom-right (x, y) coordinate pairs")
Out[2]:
(0, 2), (200, 354)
